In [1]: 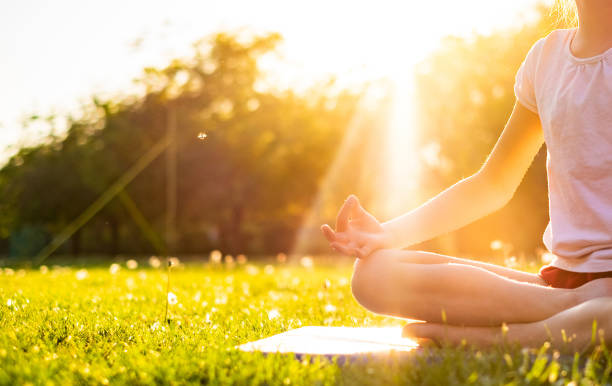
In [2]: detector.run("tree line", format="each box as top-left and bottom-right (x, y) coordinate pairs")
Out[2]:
(0, 8), (568, 260)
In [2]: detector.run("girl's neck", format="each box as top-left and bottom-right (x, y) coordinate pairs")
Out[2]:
(573, 0), (612, 58)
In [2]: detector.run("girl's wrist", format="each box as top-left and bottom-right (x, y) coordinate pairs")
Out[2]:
(381, 222), (402, 249)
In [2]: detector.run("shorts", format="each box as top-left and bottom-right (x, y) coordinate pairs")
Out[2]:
(539, 265), (612, 289)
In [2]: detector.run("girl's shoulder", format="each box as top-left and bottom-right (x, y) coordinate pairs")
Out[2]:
(524, 28), (575, 66)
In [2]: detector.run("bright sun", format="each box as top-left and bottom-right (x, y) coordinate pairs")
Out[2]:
(286, 0), (546, 254)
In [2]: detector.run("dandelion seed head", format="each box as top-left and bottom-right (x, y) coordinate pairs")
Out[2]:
(268, 309), (280, 320)
(300, 256), (314, 269)
(210, 250), (222, 264)
(169, 257), (180, 267)
(126, 259), (138, 270)
(39, 265), (48, 274)
(193, 291), (201, 302)
(224, 255), (234, 264)
(324, 304), (337, 313)
(167, 292), (178, 305)
(75, 269), (89, 281)
(109, 264), (121, 275)
(264, 265), (275, 275)
(276, 253), (287, 263)
(148, 256), (161, 268)
(236, 254), (247, 264)
(245, 265), (259, 275)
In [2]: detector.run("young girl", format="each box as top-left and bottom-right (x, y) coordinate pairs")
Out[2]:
(321, 0), (612, 352)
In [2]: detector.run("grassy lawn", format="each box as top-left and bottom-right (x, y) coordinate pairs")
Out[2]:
(1, 256), (611, 385)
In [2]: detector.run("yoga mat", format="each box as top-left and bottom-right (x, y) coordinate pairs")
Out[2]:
(238, 326), (419, 361)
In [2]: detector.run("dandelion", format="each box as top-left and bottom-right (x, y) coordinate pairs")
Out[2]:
(264, 265), (275, 275)
(126, 259), (138, 269)
(40, 265), (48, 274)
(150, 321), (163, 331)
(109, 264), (121, 275)
(324, 304), (337, 313)
(6, 299), (12, 306)
(338, 277), (349, 286)
(236, 254), (247, 264)
(276, 253), (287, 263)
(268, 309), (280, 320)
(75, 269), (89, 280)
(300, 256), (314, 269)
(167, 292), (178, 305)
(126, 277), (135, 289)
(490, 240), (504, 251)
(245, 265), (259, 275)
(224, 255), (234, 264)
(148, 256), (161, 268)
(193, 291), (201, 302)
(210, 250), (222, 264)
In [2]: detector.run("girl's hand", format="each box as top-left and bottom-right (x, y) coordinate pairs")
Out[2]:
(320, 195), (391, 259)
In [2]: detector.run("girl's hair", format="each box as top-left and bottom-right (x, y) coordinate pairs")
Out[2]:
(553, 0), (578, 26)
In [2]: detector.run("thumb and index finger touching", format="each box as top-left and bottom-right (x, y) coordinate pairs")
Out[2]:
(321, 195), (366, 241)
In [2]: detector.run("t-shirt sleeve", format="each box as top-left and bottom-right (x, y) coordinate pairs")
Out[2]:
(514, 38), (544, 113)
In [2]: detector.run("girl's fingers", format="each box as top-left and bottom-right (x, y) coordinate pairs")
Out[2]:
(335, 195), (357, 232)
(351, 196), (383, 231)
(330, 242), (356, 257)
(333, 232), (349, 242)
(320, 224), (336, 242)
(356, 244), (374, 259)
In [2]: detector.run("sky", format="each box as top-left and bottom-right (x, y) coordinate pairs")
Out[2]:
(0, 0), (547, 162)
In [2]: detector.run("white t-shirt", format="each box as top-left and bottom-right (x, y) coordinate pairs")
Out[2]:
(514, 28), (612, 272)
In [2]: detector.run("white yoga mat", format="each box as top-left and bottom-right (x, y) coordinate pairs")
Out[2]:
(238, 326), (419, 360)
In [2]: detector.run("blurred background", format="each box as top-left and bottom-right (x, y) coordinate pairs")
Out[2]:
(0, 0), (570, 263)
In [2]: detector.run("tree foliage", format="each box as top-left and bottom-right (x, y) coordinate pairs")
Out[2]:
(0, 32), (360, 257)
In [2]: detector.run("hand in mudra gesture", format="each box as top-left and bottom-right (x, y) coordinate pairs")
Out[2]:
(320, 195), (391, 259)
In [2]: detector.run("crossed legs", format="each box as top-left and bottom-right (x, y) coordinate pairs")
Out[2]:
(402, 297), (612, 353)
(351, 249), (612, 348)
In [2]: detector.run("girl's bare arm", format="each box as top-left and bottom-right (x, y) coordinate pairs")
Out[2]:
(381, 101), (544, 249)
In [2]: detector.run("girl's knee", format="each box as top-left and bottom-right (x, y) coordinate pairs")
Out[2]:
(351, 258), (386, 313)
(351, 253), (405, 314)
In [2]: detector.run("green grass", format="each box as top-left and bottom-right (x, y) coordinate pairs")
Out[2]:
(1, 257), (611, 385)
